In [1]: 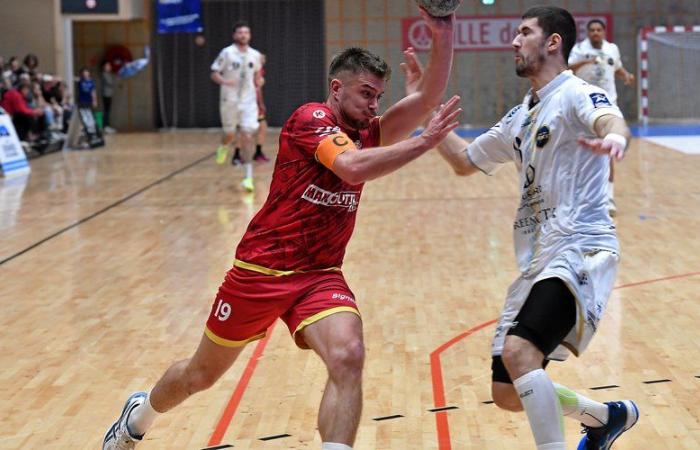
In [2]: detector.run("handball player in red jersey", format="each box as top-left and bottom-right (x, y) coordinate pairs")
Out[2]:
(104, 10), (460, 450)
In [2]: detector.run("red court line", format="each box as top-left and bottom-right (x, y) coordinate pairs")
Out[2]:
(430, 319), (497, 450)
(207, 322), (277, 446)
(429, 270), (700, 449)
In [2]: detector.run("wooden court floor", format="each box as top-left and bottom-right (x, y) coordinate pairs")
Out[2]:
(1, 130), (699, 449)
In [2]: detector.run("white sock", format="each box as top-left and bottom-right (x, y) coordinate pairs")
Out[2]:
(554, 383), (609, 428)
(608, 181), (614, 199)
(513, 369), (566, 450)
(244, 162), (253, 179)
(322, 443), (352, 450)
(127, 392), (160, 437)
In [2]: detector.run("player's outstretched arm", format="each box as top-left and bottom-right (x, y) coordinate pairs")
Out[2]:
(379, 9), (454, 146)
(578, 114), (631, 161)
(399, 47), (478, 177)
(327, 96), (462, 184)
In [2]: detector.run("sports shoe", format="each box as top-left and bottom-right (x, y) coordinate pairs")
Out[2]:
(215, 145), (228, 165)
(241, 177), (254, 192)
(607, 197), (617, 217)
(577, 400), (639, 450)
(231, 153), (242, 166)
(253, 152), (270, 162)
(103, 391), (147, 450)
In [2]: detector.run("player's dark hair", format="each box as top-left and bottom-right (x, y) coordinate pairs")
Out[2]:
(587, 19), (606, 30)
(233, 21), (249, 34)
(522, 6), (577, 61)
(328, 47), (391, 85)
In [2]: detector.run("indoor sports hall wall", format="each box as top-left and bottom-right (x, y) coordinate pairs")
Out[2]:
(325, 0), (700, 125)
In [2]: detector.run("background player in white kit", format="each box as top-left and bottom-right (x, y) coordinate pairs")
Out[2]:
(569, 19), (635, 216)
(212, 21), (263, 192)
(403, 6), (637, 450)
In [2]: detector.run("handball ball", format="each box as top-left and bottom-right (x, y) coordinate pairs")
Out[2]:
(415, 0), (461, 17)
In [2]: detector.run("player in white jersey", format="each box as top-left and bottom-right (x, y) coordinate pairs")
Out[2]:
(403, 6), (637, 450)
(569, 19), (635, 217)
(212, 21), (263, 192)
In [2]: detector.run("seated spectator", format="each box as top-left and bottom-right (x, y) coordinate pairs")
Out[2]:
(44, 80), (72, 132)
(3, 57), (23, 87)
(31, 81), (60, 131)
(0, 81), (45, 141)
(23, 53), (40, 82)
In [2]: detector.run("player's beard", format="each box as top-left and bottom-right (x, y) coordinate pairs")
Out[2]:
(515, 42), (547, 78)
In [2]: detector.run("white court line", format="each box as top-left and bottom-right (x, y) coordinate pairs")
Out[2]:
(643, 135), (700, 155)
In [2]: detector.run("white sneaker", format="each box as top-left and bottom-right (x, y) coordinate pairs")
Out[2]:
(104, 126), (117, 134)
(607, 197), (617, 217)
(103, 391), (147, 450)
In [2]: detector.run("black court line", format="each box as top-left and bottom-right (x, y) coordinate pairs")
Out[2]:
(643, 379), (672, 384)
(258, 434), (291, 441)
(428, 406), (459, 413)
(200, 444), (234, 450)
(373, 414), (404, 421)
(590, 384), (620, 391)
(0, 151), (214, 267)
(696, 375), (700, 379)
(482, 400), (495, 405)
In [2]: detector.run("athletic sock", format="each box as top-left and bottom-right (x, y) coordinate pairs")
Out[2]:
(126, 392), (160, 437)
(513, 369), (566, 450)
(255, 144), (262, 155)
(244, 162), (253, 179)
(234, 147), (241, 158)
(554, 383), (609, 428)
(321, 443), (352, 450)
(608, 181), (614, 199)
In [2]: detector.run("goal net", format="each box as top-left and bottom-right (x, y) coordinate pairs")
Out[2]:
(640, 26), (700, 123)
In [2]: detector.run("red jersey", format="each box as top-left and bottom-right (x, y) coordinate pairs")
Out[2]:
(235, 102), (381, 272)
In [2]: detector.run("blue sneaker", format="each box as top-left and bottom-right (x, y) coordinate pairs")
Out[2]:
(577, 400), (639, 450)
(103, 391), (147, 450)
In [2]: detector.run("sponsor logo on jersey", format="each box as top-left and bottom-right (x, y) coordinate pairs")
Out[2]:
(313, 109), (326, 119)
(332, 293), (356, 303)
(607, 57), (614, 66)
(302, 184), (360, 212)
(315, 125), (341, 136)
(589, 92), (612, 108)
(535, 125), (550, 148)
(504, 104), (523, 125)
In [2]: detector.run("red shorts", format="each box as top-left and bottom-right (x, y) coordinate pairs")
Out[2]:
(205, 266), (360, 349)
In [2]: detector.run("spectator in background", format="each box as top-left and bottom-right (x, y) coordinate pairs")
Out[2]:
(23, 53), (40, 82)
(101, 61), (116, 133)
(77, 67), (97, 109)
(45, 81), (72, 132)
(4, 57), (23, 87)
(0, 81), (44, 141)
(31, 81), (63, 132)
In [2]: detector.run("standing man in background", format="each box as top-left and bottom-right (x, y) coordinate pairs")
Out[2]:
(253, 53), (270, 162)
(569, 19), (635, 216)
(212, 21), (263, 193)
(101, 61), (116, 134)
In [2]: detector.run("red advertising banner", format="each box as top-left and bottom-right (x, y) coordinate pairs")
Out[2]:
(402, 14), (613, 52)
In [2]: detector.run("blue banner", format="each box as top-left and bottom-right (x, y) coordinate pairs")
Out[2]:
(157, 0), (203, 34)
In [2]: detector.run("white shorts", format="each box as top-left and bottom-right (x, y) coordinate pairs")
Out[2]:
(219, 97), (259, 134)
(492, 248), (619, 361)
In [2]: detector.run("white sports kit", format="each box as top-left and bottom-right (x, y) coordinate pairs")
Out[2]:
(467, 70), (623, 361)
(568, 38), (623, 104)
(211, 45), (262, 133)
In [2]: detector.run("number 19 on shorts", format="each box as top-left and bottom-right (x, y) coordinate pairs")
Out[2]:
(214, 299), (231, 321)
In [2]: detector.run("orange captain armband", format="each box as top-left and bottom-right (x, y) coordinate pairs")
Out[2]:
(315, 132), (357, 169)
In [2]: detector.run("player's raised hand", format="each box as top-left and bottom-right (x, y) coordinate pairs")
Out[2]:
(418, 7), (455, 34)
(577, 136), (626, 161)
(400, 47), (423, 96)
(420, 95), (462, 148)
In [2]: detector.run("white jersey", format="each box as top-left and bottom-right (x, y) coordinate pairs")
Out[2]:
(568, 38), (622, 103)
(211, 44), (262, 103)
(467, 70), (622, 278)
